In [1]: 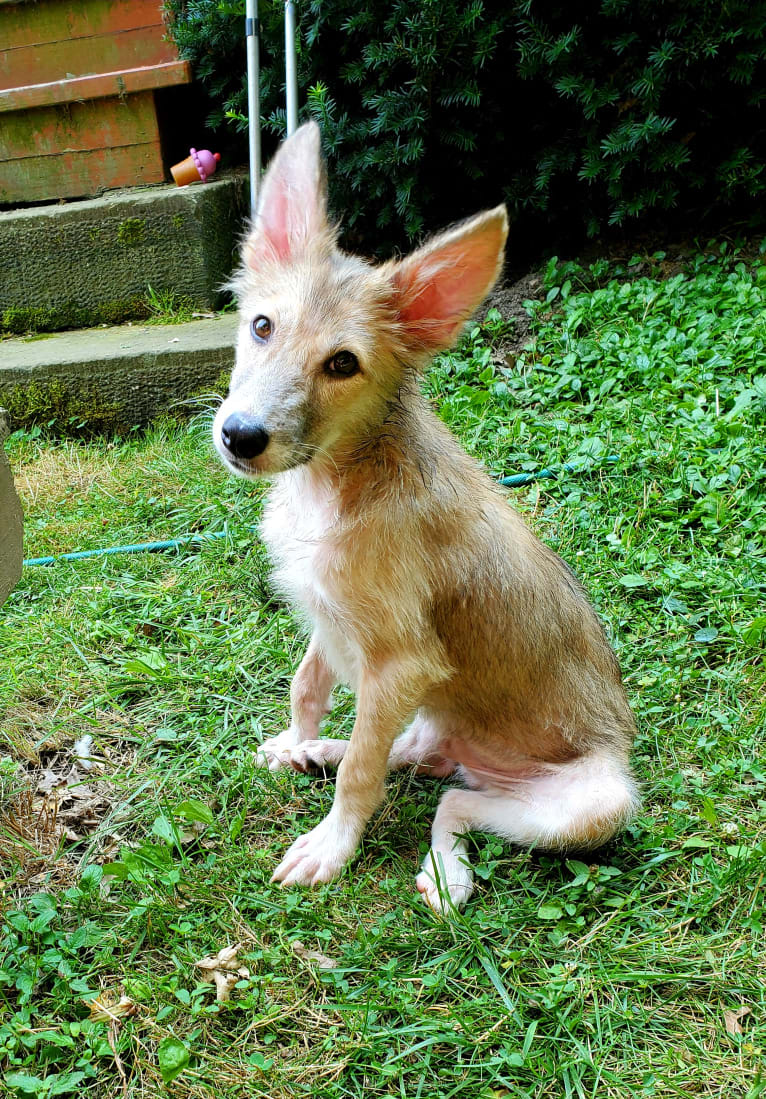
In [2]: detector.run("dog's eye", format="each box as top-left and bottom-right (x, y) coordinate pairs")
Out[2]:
(325, 350), (359, 377)
(251, 315), (272, 342)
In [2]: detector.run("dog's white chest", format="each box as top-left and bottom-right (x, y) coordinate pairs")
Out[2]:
(260, 473), (360, 681)
(262, 483), (332, 603)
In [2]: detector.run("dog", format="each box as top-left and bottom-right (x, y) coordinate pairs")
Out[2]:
(213, 122), (638, 911)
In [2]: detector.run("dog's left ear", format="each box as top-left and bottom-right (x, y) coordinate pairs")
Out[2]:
(244, 121), (328, 266)
(389, 205), (508, 353)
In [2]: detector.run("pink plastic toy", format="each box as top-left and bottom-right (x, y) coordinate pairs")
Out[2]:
(171, 148), (221, 186)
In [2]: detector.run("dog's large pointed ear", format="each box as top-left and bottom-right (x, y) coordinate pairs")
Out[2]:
(243, 121), (328, 266)
(390, 205), (508, 352)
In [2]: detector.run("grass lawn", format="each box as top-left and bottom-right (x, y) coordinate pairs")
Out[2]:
(1, 244), (764, 1098)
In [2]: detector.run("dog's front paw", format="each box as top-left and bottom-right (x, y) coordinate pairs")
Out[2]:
(286, 738), (348, 774)
(255, 730), (300, 771)
(271, 815), (358, 886)
(416, 848), (474, 914)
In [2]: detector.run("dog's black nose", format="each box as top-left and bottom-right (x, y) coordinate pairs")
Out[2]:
(221, 413), (270, 459)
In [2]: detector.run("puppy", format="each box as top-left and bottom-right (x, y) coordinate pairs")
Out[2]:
(214, 122), (638, 911)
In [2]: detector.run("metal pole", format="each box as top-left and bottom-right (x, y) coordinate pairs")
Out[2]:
(284, 1), (298, 135)
(245, 0), (261, 212)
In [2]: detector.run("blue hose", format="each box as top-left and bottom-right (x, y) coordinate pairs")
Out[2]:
(498, 454), (619, 487)
(23, 531), (232, 567)
(23, 456), (620, 567)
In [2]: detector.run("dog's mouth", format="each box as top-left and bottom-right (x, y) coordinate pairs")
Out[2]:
(229, 456), (255, 474)
(224, 454), (263, 479)
(222, 448), (312, 479)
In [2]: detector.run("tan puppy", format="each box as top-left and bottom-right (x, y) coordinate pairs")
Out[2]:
(213, 122), (638, 911)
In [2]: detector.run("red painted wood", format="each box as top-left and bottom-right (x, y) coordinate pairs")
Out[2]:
(0, 1), (193, 202)
(1, 25), (180, 90)
(0, 60), (192, 113)
(0, 136), (165, 203)
(0, 90), (158, 162)
(3, 0), (167, 50)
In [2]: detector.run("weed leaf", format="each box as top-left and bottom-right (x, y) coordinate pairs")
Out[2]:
(158, 1037), (190, 1084)
(619, 573), (646, 588)
(174, 800), (215, 825)
(742, 617), (766, 646)
(538, 903), (563, 920)
(5, 1075), (46, 1095)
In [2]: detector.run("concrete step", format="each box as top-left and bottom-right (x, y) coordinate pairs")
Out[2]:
(1, 314), (237, 432)
(1, 173), (248, 335)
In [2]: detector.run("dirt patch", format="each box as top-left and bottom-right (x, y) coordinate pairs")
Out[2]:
(1, 690), (131, 761)
(478, 270), (544, 356)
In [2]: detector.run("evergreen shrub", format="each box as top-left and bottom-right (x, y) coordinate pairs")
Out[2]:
(165, 0), (766, 253)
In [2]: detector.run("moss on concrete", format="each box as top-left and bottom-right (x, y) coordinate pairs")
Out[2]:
(182, 367), (232, 412)
(0, 379), (127, 437)
(211, 367), (232, 397)
(116, 217), (147, 246)
(2, 314), (236, 436)
(1, 298), (150, 336)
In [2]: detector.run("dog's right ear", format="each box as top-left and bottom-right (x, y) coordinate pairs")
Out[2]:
(243, 121), (328, 267)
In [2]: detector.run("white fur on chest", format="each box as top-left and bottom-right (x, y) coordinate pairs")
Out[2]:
(260, 471), (361, 684)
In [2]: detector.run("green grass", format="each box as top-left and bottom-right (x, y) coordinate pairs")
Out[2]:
(143, 287), (197, 326)
(1, 242), (765, 1098)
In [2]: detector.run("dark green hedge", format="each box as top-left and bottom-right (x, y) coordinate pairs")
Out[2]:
(165, 0), (766, 254)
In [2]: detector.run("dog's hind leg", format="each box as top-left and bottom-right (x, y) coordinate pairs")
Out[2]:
(416, 753), (639, 912)
(256, 635), (336, 771)
(387, 713), (457, 775)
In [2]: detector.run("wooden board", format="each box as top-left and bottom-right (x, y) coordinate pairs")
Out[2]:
(2, 0), (168, 50)
(0, 1), (194, 202)
(0, 91), (165, 202)
(0, 60), (192, 112)
(1, 21), (179, 90)
(0, 89), (158, 161)
(0, 139), (166, 202)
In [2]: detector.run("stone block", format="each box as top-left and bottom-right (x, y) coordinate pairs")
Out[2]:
(1, 174), (248, 333)
(1, 315), (237, 432)
(0, 411), (24, 606)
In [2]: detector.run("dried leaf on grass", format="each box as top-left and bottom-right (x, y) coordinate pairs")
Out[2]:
(85, 992), (137, 1096)
(195, 944), (250, 1002)
(30, 753), (119, 843)
(723, 1006), (751, 1035)
(291, 940), (338, 969)
(87, 993), (138, 1023)
(195, 944), (243, 972)
(2, 746), (132, 894)
(177, 820), (211, 846)
(37, 768), (70, 795)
